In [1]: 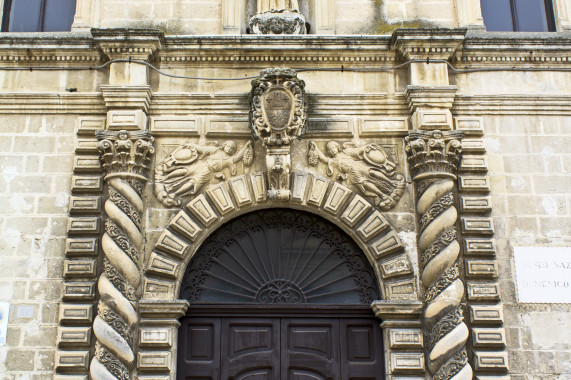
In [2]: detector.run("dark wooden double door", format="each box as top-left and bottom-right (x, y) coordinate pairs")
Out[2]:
(177, 306), (384, 380)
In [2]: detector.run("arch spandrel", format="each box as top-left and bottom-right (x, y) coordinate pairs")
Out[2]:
(142, 172), (420, 303)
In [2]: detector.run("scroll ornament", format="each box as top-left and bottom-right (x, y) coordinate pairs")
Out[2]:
(404, 130), (472, 380)
(154, 140), (253, 207)
(308, 140), (405, 211)
(250, 0), (306, 34)
(92, 130), (154, 380)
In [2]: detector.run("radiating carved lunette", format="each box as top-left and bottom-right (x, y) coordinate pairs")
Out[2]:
(308, 141), (405, 211)
(92, 130), (154, 380)
(154, 140), (253, 207)
(250, 67), (308, 200)
(250, 1), (306, 34)
(404, 130), (472, 380)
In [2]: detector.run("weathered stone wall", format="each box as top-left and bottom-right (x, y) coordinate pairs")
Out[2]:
(0, 114), (78, 378)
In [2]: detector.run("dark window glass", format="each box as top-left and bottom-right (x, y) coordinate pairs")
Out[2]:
(2, 0), (76, 32)
(480, 0), (556, 31)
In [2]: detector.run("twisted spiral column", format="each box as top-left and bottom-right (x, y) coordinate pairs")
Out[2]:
(91, 130), (154, 380)
(405, 130), (472, 380)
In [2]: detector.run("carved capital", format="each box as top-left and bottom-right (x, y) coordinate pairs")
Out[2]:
(405, 130), (463, 182)
(97, 130), (154, 182)
(250, 10), (307, 34)
(390, 28), (467, 61)
(249, 67), (308, 146)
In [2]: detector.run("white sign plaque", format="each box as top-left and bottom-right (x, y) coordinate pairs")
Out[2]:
(0, 302), (9, 345)
(514, 246), (571, 303)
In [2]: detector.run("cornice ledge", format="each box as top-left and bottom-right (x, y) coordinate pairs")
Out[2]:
(139, 300), (190, 320)
(390, 28), (467, 61)
(371, 300), (423, 320)
(101, 85), (153, 111)
(92, 28), (165, 61)
(406, 85), (458, 111)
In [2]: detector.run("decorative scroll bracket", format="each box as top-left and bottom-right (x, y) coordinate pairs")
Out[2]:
(249, 67), (308, 200)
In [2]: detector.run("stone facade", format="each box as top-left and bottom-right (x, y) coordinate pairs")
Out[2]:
(0, 1), (570, 379)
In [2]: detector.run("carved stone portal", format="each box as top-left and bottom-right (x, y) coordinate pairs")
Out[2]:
(154, 140), (253, 207)
(250, 67), (308, 200)
(308, 141), (405, 211)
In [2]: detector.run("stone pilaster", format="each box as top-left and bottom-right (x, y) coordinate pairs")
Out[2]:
(405, 130), (473, 380)
(91, 130), (154, 380)
(372, 301), (425, 380)
(391, 29), (466, 131)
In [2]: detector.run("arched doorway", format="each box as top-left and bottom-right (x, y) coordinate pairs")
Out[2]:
(177, 209), (385, 379)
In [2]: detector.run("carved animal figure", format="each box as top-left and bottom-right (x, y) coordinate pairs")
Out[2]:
(258, 0), (300, 12)
(309, 141), (405, 210)
(155, 140), (252, 207)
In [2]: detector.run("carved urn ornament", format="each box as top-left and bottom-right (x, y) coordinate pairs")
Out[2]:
(250, 0), (306, 34)
(250, 67), (308, 200)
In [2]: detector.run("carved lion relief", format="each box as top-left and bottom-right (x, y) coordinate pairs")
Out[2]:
(308, 140), (405, 210)
(154, 140), (254, 207)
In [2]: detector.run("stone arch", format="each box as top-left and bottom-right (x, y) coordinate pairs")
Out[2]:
(142, 171), (419, 303)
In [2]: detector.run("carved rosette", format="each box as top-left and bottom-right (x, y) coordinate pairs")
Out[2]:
(250, 67), (308, 200)
(250, 10), (307, 34)
(405, 130), (472, 380)
(92, 130), (154, 380)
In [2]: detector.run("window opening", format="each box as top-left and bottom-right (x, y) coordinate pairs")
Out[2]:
(2, 0), (77, 32)
(480, 0), (556, 31)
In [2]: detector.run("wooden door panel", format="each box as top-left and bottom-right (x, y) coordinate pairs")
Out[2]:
(340, 318), (384, 379)
(177, 317), (221, 380)
(282, 318), (339, 380)
(222, 318), (280, 380)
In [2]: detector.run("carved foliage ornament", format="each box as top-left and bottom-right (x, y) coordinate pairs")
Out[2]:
(308, 140), (405, 211)
(154, 140), (253, 207)
(249, 67), (308, 146)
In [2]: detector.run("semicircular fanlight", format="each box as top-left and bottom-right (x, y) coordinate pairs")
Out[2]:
(180, 209), (380, 304)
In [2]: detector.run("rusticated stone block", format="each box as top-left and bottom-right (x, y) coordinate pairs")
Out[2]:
(75, 139), (98, 154)
(379, 253), (413, 278)
(370, 231), (404, 259)
(460, 196), (492, 214)
(155, 230), (190, 258)
(206, 183), (236, 215)
(307, 175), (330, 207)
(454, 116), (484, 136)
(55, 350), (90, 371)
(461, 217), (494, 235)
(77, 116), (105, 136)
(467, 283), (500, 301)
(472, 327), (506, 348)
(69, 196), (101, 214)
(458, 175), (490, 193)
(63, 259), (97, 278)
(57, 326), (92, 347)
(474, 351), (509, 372)
(67, 217), (100, 235)
(186, 194), (218, 226)
(54, 376), (89, 380)
(470, 304), (504, 325)
(340, 195), (371, 228)
(459, 155), (488, 172)
(291, 172), (309, 202)
(356, 211), (389, 242)
(384, 278), (417, 300)
(464, 239), (496, 256)
(390, 352), (425, 374)
(73, 156), (101, 173)
(62, 282), (96, 301)
(250, 172), (267, 202)
(461, 138), (486, 153)
(169, 211), (202, 242)
(138, 351), (172, 372)
(71, 175), (103, 193)
(387, 328), (424, 349)
(323, 183), (351, 215)
(144, 278), (175, 298)
(465, 259), (498, 278)
(58, 304), (93, 325)
(139, 327), (173, 348)
(229, 175), (253, 207)
(147, 251), (181, 279)
(65, 238), (98, 256)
